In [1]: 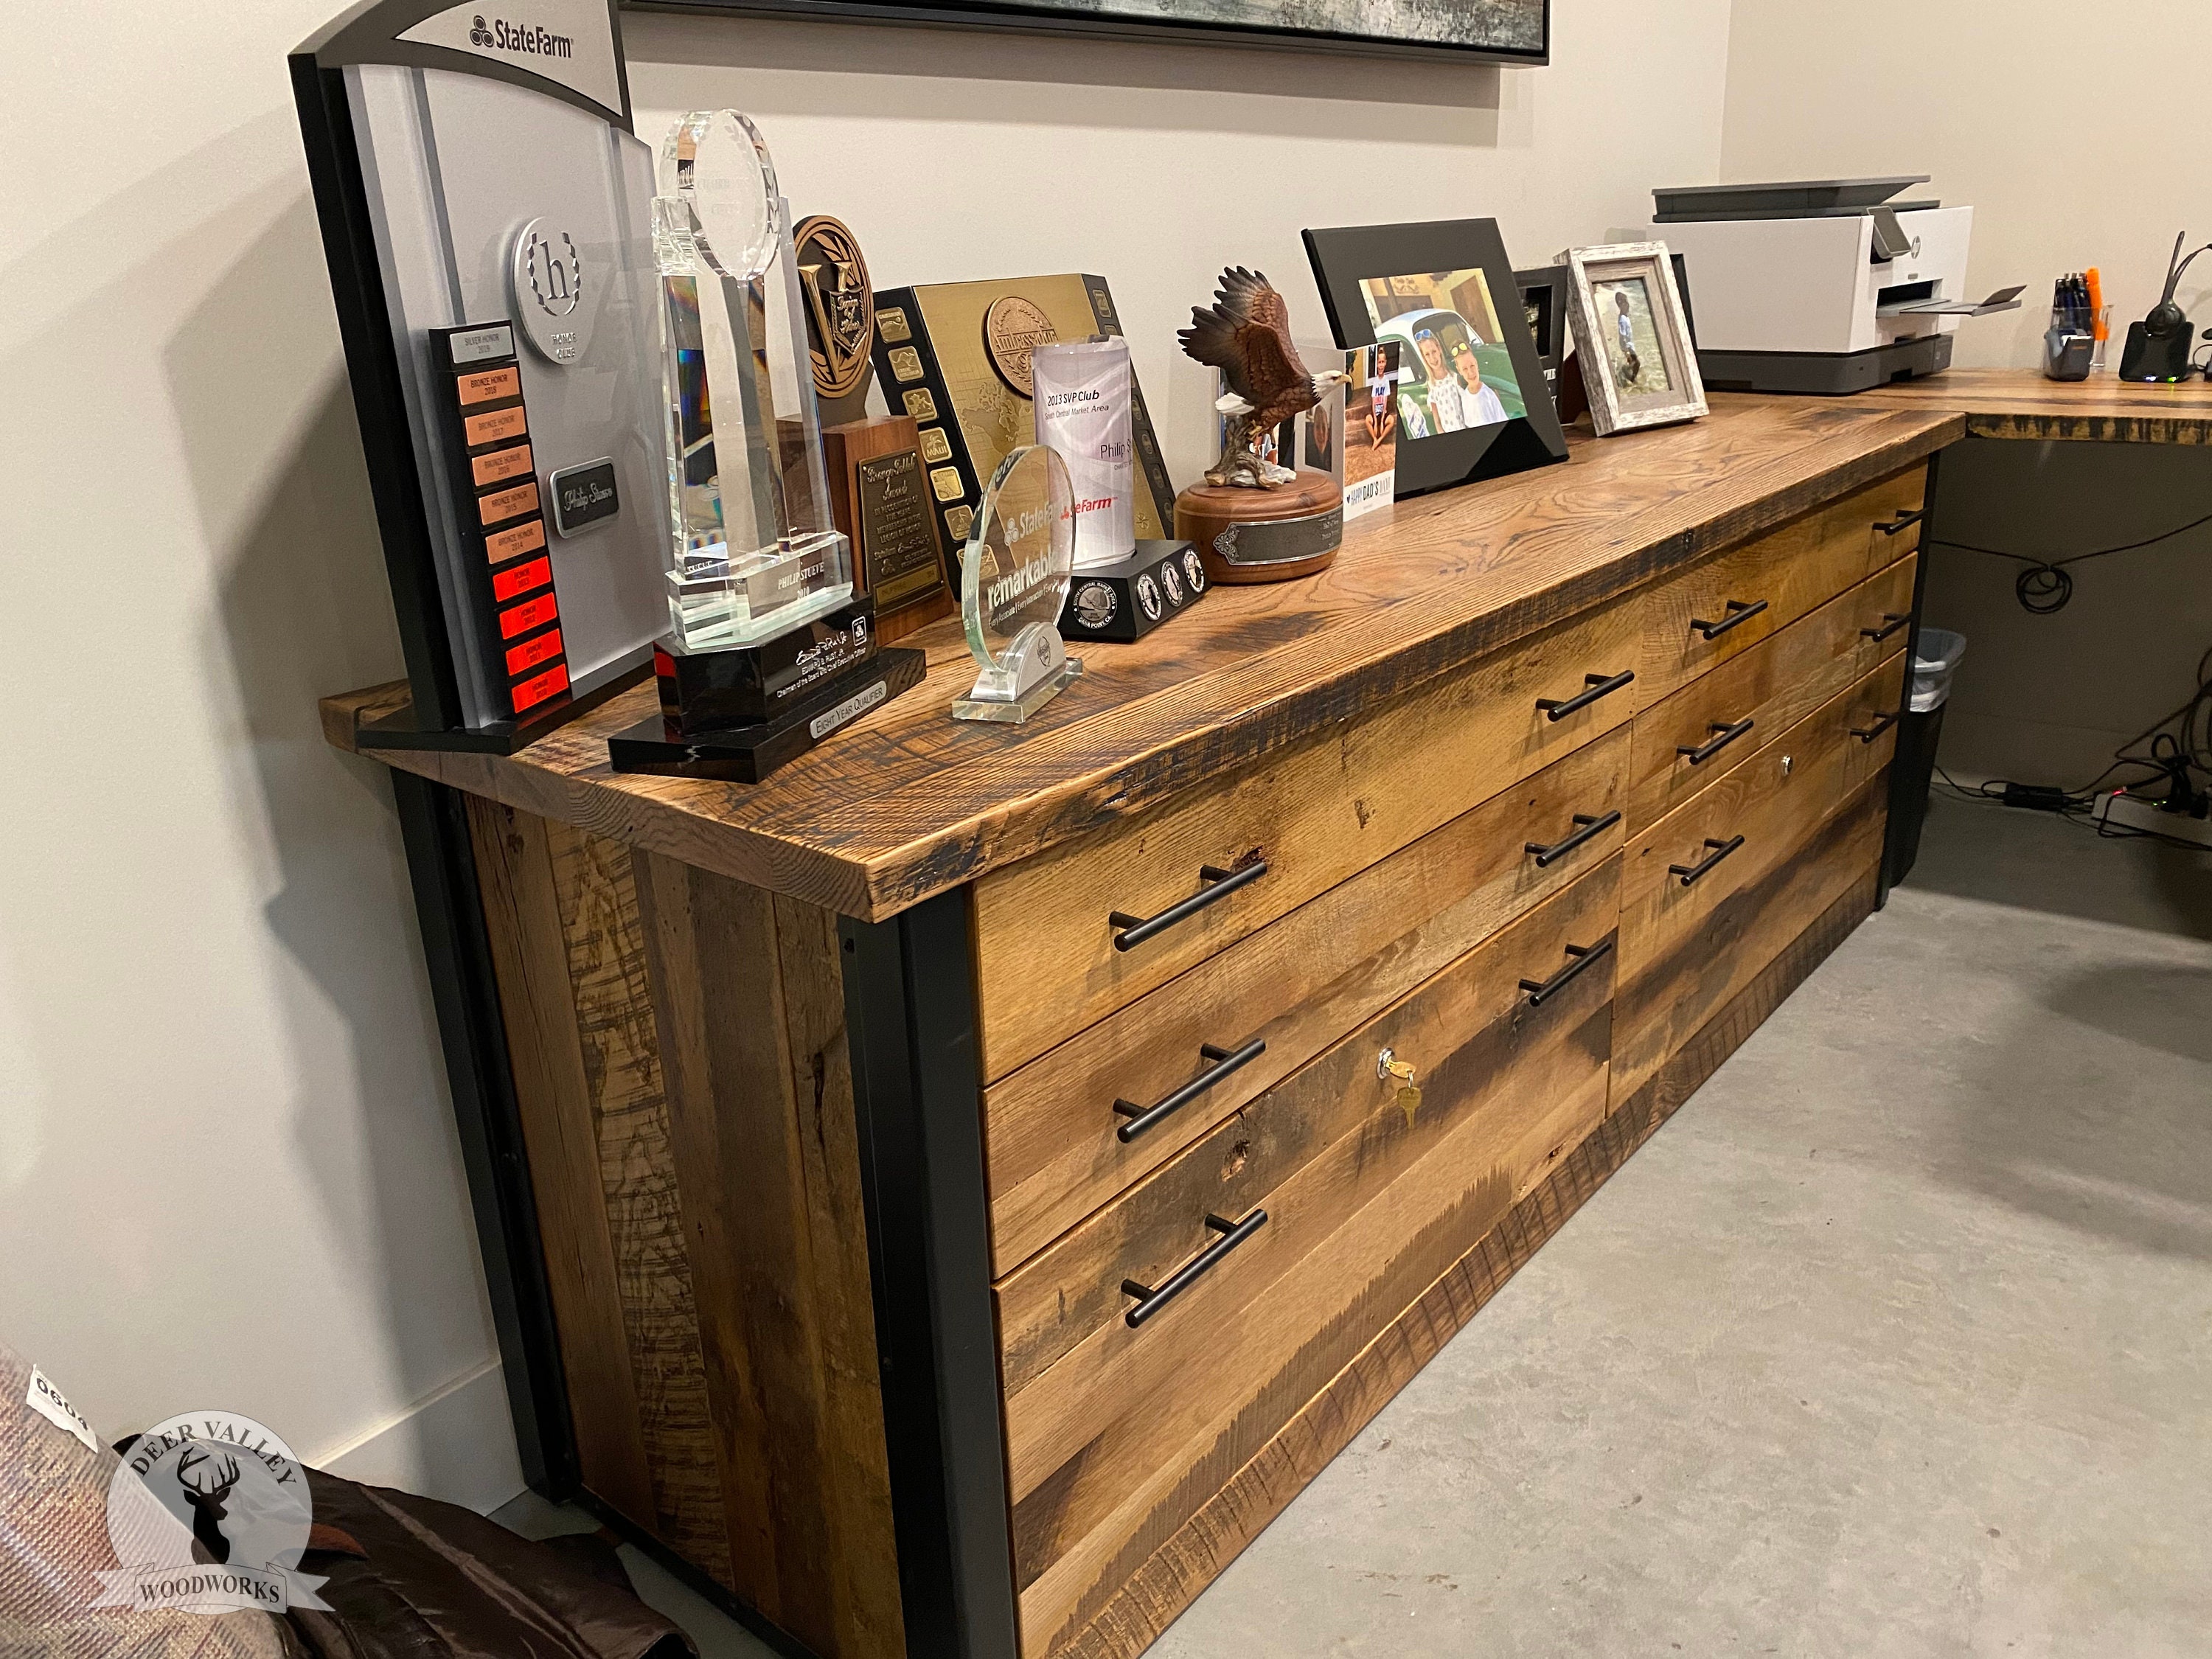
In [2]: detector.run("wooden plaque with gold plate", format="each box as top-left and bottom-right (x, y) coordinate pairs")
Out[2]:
(795, 214), (954, 641)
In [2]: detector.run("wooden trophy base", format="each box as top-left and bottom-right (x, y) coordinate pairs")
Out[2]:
(823, 415), (957, 643)
(1175, 469), (1343, 585)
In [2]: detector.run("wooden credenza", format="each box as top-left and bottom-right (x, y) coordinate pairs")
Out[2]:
(324, 398), (1957, 1659)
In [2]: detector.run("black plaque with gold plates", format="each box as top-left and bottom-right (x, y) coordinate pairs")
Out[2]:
(868, 274), (1176, 572)
(796, 214), (956, 641)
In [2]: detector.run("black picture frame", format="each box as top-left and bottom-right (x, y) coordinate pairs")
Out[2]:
(1515, 264), (1571, 374)
(630, 0), (1550, 65)
(1304, 218), (1569, 498)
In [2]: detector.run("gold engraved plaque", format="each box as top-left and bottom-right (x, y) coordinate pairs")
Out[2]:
(793, 215), (874, 401)
(929, 465), (964, 502)
(983, 295), (1058, 398)
(877, 307), (912, 344)
(918, 426), (952, 463)
(888, 346), (925, 383)
(945, 505), (974, 541)
(855, 449), (946, 610)
(902, 388), (939, 421)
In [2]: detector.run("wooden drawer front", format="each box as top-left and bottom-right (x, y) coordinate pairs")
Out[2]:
(1631, 465), (1924, 710)
(982, 728), (1628, 1274)
(972, 593), (1643, 1082)
(1613, 655), (1903, 1103)
(1624, 554), (1916, 832)
(999, 863), (1617, 1655)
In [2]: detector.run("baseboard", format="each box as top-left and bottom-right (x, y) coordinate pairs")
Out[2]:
(1059, 866), (1881, 1659)
(316, 1357), (527, 1514)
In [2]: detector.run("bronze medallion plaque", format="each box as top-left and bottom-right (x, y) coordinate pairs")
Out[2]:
(983, 295), (1058, 397)
(794, 214), (875, 423)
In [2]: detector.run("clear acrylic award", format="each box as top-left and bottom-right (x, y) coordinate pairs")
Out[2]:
(655, 110), (852, 650)
(951, 445), (1084, 723)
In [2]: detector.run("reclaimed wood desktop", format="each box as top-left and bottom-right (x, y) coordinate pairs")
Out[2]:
(325, 397), (1960, 1659)
(1768, 365), (2212, 445)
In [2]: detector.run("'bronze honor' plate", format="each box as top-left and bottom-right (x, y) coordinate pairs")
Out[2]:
(794, 215), (874, 406)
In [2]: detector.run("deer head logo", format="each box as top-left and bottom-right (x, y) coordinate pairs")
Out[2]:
(173, 1446), (242, 1565)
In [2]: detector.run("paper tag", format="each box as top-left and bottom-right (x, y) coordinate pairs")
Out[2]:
(27, 1366), (98, 1451)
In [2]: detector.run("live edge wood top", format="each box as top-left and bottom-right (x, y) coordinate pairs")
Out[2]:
(322, 397), (1961, 922)
(1794, 366), (2212, 445)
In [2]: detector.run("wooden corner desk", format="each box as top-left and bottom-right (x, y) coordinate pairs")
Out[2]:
(320, 370), (2205, 1659)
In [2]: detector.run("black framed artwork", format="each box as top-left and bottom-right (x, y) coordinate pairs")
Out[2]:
(633, 0), (1548, 63)
(1305, 218), (1569, 498)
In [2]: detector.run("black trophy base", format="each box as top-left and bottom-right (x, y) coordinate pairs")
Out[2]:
(354, 651), (654, 755)
(610, 648), (925, 783)
(1059, 540), (1208, 644)
(656, 594), (878, 734)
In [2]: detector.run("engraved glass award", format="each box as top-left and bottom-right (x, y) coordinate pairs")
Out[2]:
(951, 445), (1084, 723)
(655, 110), (852, 650)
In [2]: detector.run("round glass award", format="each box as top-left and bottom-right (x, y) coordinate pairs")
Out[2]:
(951, 445), (1085, 723)
(659, 110), (779, 281)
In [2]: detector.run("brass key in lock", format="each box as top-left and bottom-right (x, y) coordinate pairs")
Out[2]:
(1378, 1047), (1421, 1126)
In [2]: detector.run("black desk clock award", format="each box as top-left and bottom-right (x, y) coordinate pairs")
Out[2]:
(292, 0), (670, 752)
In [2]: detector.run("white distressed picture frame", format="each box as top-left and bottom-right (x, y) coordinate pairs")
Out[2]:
(1561, 241), (1708, 436)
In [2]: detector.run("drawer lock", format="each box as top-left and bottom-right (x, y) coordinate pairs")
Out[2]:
(1379, 1048), (1421, 1125)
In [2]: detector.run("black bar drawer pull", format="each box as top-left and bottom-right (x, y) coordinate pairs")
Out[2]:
(1110, 860), (1267, 952)
(1517, 937), (1615, 1006)
(1121, 1209), (1267, 1328)
(1876, 508), (1927, 537)
(1677, 716), (1755, 766)
(1850, 709), (1902, 743)
(1113, 1039), (1267, 1143)
(1524, 809), (1621, 869)
(1669, 835), (1745, 886)
(1688, 598), (1769, 641)
(1537, 669), (1635, 722)
(1861, 611), (1911, 643)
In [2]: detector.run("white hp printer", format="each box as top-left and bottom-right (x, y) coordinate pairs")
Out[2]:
(1652, 176), (2020, 394)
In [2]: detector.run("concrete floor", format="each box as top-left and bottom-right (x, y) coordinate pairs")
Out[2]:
(501, 790), (2212, 1658)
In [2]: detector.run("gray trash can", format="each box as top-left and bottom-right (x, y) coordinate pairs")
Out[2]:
(1887, 627), (1966, 887)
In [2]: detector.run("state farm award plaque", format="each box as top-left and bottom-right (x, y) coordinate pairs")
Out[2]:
(799, 212), (955, 641)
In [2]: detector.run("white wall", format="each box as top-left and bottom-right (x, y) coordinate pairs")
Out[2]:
(0, 0), (1728, 1510)
(627, 0), (1735, 486)
(1722, 0), (2212, 368)
(1721, 1), (2212, 793)
(0, 0), (517, 1509)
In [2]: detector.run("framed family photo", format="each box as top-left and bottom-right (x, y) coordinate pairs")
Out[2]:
(1304, 218), (1568, 498)
(1562, 242), (1707, 436)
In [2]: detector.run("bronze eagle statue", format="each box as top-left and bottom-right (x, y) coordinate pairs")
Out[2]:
(1178, 266), (1346, 488)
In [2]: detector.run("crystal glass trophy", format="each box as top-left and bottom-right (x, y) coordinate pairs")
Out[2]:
(952, 445), (1084, 723)
(655, 110), (852, 650)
